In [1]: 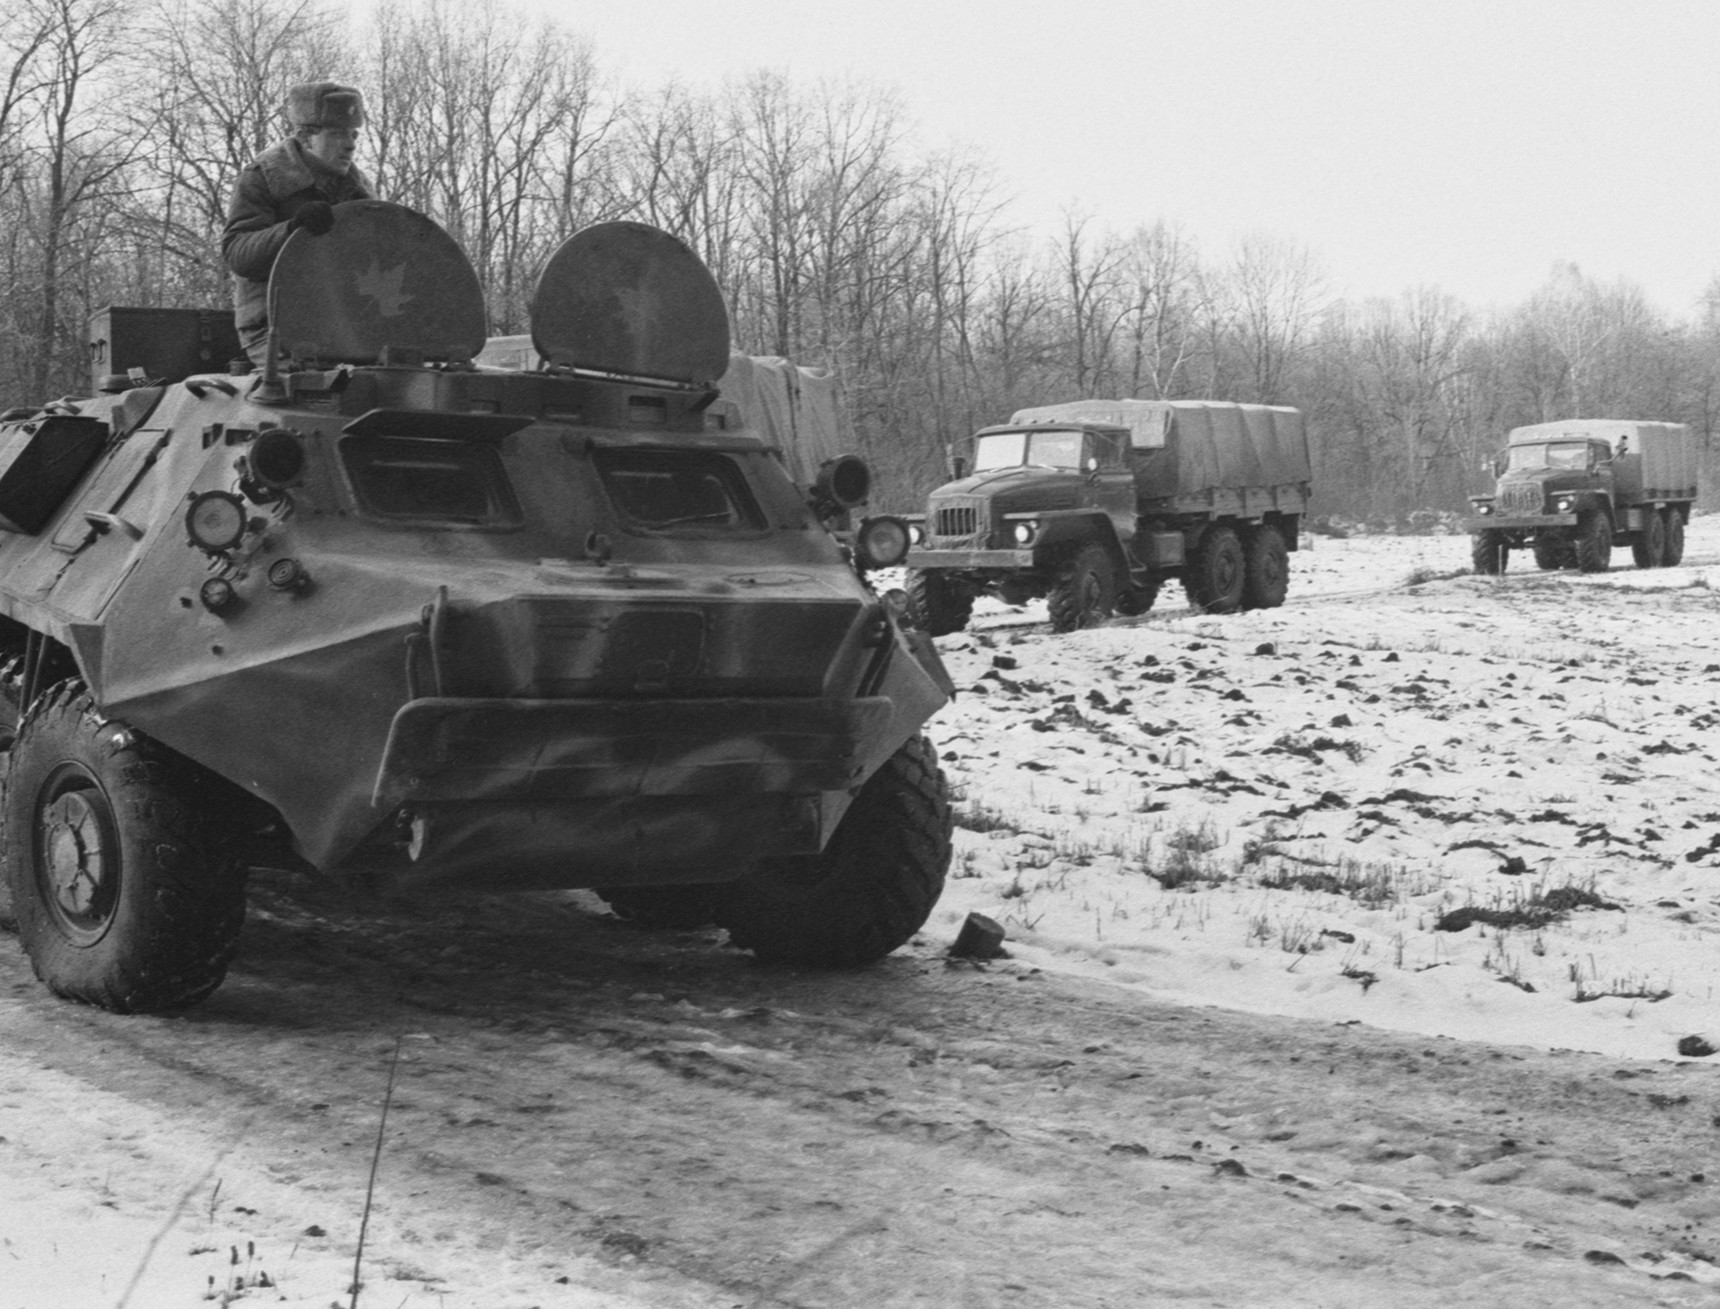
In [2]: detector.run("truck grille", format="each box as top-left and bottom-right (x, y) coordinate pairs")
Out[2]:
(1500, 483), (1543, 515)
(929, 497), (987, 544)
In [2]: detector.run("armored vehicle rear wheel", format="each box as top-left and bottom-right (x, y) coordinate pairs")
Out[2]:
(904, 570), (974, 636)
(1241, 525), (1289, 610)
(717, 732), (951, 967)
(1573, 511), (1612, 573)
(1047, 544), (1116, 632)
(1663, 508), (1687, 566)
(3, 685), (245, 1013)
(1184, 525), (1246, 612)
(1113, 577), (1161, 616)
(1470, 530), (1508, 575)
(1531, 536), (1568, 571)
(1631, 510), (1666, 569)
(595, 883), (723, 930)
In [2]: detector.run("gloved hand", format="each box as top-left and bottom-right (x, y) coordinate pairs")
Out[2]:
(290, 200), (334, 235)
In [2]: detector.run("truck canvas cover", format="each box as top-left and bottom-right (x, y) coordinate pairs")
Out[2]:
(1507, 419), (1696, 502)
(1009, 399), (1310, 499)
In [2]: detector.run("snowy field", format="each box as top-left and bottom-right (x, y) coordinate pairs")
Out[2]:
(923, 513), (1720, 1063)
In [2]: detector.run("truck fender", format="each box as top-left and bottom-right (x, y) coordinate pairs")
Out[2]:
(1027, 511), (1127, 572)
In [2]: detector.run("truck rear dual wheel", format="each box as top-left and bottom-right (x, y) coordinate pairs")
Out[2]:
(904, 569), (974, 636)
(1184, 525), (1246, 612)
(1631, 510), (1666, 569)
(1531, 537), (1569, 571)
(717, 732), (951, 967)
(1241, 525), (1289, 610)
(1047, 544), (1117, 631)
(3, 684), (246, 1013)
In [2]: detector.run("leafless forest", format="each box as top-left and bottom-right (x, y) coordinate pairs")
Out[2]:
(4, 0), (1719, 514)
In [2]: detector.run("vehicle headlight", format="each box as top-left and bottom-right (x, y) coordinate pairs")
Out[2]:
(1477, 504), (1492, 515)
(1555, 495), (1574, 513)
(1012, 520), (1038, 545)
(908, 521), (925, 546)
(185, 490), (248, 553)
(853, 515), (910, 569)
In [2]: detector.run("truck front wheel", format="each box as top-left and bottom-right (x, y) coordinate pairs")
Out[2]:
(1471, 531), (1508, 575)
(1631, 510), (1666, 569)
(1663, 508), (1687, 566)
(717, 733), (951, 967)
(1047, 544), (1116, 631)
(1241, 525), (1289, 609)
(1184, 525), (1246, 612)
(1574, 511), (1612, 573)
(904, 569), (974, 636)
(3, 684), (246, 1012)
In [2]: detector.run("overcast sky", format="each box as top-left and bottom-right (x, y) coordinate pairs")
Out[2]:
(551, 0), (1720, 317)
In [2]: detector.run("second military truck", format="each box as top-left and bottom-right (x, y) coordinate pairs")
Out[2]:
(903, 399), (1311, 633)
(1465, 419), (1698, 574)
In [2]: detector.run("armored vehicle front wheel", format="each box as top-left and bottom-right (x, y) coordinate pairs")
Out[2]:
(1663, 508), (1687, 566)
(1241, 524), (1289, 610)
(3, 685), (246, 1012)
(595, 883), (724, 930)
(716, 732), (951, 967)
(1573, 511), (1612, 573)
(1631, 510), (1666, 569)
(1184, 525), (1246, 612)
(1470, 530), (1508, 575)
(904, 569), (974, 636)
(1047, 544), (1117, 631)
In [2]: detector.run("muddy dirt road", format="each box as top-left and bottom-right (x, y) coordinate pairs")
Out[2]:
(3, 872), (1718, 1308)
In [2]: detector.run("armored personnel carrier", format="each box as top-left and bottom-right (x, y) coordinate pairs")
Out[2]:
(0, 204), (953, 1012)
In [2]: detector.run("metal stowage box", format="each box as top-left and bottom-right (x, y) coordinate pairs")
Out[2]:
(88, 307), (241, 391)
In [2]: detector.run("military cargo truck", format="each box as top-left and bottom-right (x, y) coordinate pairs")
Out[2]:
(0, 204), (953, 1012)
(902, 399), (1312, 633)
(1465, 419), (1698, 574)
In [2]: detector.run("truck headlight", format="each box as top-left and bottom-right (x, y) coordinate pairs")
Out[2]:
(1011, 520), (1039, 545)
(1477, 504), (1492, 516)
(908, 521), (925, 546)
(853, 515), (910, 569)
(1555, 495), (1574, 513)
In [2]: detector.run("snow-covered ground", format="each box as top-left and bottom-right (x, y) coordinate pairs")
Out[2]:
(924, 515), (1720, 1063)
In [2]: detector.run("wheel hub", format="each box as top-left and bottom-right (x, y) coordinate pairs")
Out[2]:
(38, 781), (116, 937)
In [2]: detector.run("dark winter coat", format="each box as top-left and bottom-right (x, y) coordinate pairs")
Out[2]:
(221, 138), (373, 361)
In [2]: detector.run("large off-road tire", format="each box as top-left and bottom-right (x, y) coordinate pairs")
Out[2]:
(1241, 524), (1289, 610)
(1573, 510), (1612, 573)
(903, 569), (974, 637)
(1183, 524), (1246, 612)
(1531, 536), (1568, 571)
(1471, 530), (1508, 575)
(3, 684), (246, 1012)
(1113, 577), (1161, 616)
(1662, 508), (1686, 566)
(595, 884), (724, 930)
(1046, 544), (1116, 632)
(1631, 509), (1666, 569)
(717, 733), (951, 967)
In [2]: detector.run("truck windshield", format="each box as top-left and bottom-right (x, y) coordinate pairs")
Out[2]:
(1507, 442), (1594, 471)
(971, 429), (1084, 472)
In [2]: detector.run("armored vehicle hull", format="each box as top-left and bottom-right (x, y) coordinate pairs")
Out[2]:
(0, 207), (951, 1011)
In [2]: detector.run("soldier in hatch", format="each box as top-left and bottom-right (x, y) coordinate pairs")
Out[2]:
(222, 81), (374, 366)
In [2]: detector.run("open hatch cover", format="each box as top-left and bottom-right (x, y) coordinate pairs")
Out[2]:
(269, 201), (487, 365)
(529, 222), (730, 387)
